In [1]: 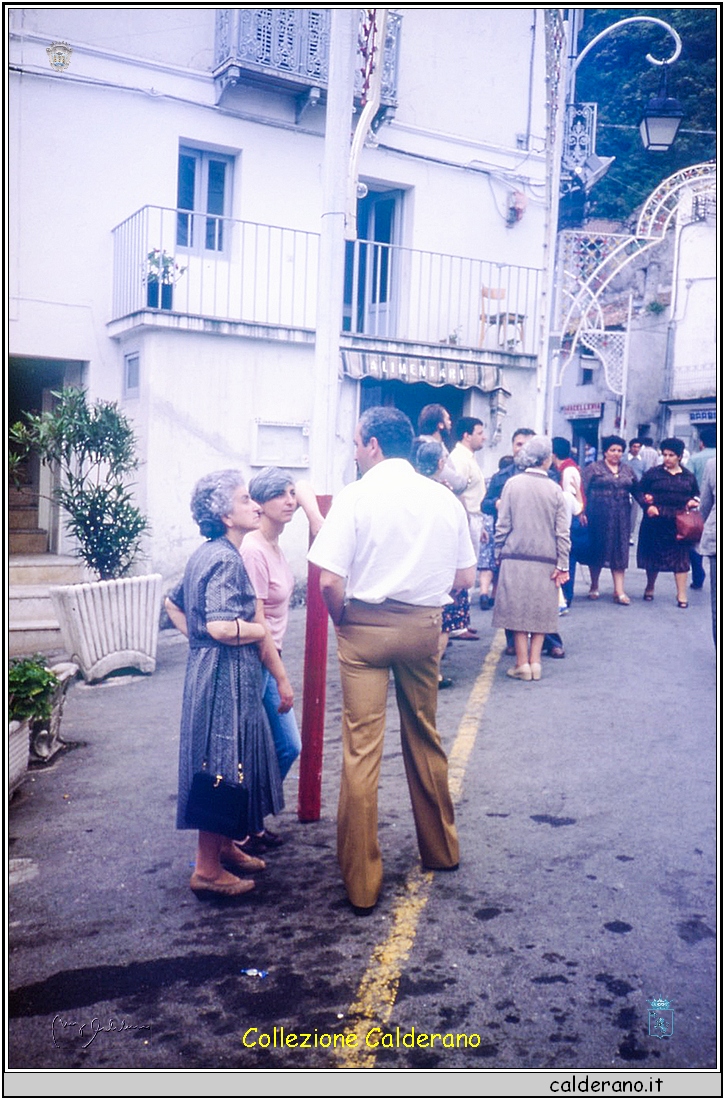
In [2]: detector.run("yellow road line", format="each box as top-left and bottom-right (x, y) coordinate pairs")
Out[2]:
(334, 629), (507, 1068)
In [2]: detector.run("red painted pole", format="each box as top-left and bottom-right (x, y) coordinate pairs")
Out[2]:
(298, 494), (332, 822)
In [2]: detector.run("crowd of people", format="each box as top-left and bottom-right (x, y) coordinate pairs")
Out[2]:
(166, 408), (715, 909)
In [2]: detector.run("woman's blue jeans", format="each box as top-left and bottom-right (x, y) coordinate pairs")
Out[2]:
(262, 670), (301, 780)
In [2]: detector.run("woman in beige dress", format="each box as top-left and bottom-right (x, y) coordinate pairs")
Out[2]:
(492, 436), (570, 681)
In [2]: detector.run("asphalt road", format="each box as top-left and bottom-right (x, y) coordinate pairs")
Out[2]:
(7, 557), (717, 1086)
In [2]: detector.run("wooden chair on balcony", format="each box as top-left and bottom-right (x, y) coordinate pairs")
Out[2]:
(478, 286), (526, 350)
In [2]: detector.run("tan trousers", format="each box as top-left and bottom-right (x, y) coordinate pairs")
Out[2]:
(336, 599), (460, 908)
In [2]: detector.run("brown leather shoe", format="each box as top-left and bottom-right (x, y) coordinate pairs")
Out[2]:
(221, 845), (266, 874)
(545, 645), (566, 659)
(190, 872), (255, 897)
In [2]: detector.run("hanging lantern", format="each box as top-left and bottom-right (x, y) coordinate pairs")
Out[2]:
(639, 67), (684, 151)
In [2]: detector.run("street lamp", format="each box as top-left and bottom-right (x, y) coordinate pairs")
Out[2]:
(639, 68), (684, 152)
(562, 16), (683, 186)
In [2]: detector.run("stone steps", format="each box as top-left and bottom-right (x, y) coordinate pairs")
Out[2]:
(8, 555), (90, 658)
(9, 506), (42, 530)
(9, 555), (89, 586)
(9, 530), (49, 554)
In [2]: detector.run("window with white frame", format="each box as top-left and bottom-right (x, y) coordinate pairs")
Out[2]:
(124, 352), (140, 398)
(176, 146), (234, 253)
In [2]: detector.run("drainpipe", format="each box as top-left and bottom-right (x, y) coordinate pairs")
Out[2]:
(309, 8), (357, 495)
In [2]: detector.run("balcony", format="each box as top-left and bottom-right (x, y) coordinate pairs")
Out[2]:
(110, 206), (541, 372)
(110, 205), (320, 340)
(213, 8), (401, 112)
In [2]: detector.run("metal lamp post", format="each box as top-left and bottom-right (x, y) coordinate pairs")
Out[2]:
(561, 14), (683, 199)
(546, 13), (686, 436)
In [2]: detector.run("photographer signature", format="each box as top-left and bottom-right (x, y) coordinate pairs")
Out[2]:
(51, 1014), (151, 1048)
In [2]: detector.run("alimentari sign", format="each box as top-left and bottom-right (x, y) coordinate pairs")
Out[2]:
(341, 349), (499, 393)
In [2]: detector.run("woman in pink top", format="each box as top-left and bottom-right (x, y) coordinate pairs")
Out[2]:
(242, 469), (324, 849)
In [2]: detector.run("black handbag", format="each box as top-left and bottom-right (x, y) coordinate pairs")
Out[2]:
(185, 769), (249, 838)
(184, 619), (250, 838)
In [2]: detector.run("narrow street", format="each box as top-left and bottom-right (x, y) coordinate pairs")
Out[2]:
(8, 557), (717, 1088)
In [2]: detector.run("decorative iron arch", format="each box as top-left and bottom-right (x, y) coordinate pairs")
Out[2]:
(556, 162), (716, 394)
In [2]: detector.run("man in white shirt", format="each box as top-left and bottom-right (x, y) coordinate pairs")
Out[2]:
(308, 406), (476, 912)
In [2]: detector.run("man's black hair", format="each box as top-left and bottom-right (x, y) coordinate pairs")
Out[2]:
(455, 416), (483, 442)
(359, 406), (414, 460)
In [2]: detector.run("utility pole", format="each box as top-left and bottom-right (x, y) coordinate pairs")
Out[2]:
(299, 10), (357, 823)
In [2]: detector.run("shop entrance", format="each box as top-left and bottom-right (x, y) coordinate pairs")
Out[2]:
(359, 378), (467, 438)
(568, 417), (600, 467)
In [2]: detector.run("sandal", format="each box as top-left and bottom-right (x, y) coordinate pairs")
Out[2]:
(612, 594), (631, 605)
(677, 600), (689, 609)
(642, 591), (655, 602)
(587, 590), (600, 600)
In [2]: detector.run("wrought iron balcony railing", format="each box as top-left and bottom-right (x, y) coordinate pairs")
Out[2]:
(343, 238), (541, 354)
(213, 8), (401, 106)
(111, 205), (541, 356)
(112, 206), (320, 330)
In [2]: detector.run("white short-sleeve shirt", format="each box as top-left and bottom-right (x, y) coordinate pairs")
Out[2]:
(307, 459), (476, 606)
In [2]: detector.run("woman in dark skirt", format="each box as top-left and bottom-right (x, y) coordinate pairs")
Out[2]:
(165, 470), (284, 899)
(581, 435), (638, 604)
(635, 438), (700, 607)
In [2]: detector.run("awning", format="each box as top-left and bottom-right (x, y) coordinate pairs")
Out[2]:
(340, 348), (502, 393)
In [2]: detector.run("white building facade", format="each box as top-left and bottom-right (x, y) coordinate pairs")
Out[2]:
(9, 7), (563, 579)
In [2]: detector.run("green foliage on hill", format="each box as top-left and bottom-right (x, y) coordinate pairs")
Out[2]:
(574, 8), (716, 224)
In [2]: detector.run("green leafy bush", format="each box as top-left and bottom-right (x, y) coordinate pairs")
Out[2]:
(9, 657), (60, 723)
(9, 387), (150, 580)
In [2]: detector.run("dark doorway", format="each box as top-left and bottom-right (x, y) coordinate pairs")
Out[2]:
(360, 378), (467, 437)
(9, 357), (84, 555)
(568, 417), (600, 467)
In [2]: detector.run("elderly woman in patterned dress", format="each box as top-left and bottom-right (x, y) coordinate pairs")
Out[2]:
(581, 435), (639, 604)
(635, 437), (700, 608)
(165, 470), (284, 899)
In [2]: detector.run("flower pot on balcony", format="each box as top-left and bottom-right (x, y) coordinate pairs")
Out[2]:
(148, 281), (173, 310)
(50, 574), (164, 683)
(9, 719), (31, 797)
(145, 250), (184, 311)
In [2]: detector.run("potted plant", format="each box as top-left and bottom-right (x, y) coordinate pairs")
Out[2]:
(146, 248), (186, 310)
(9, 388), (163, 682)
(8, 656), (78, 782)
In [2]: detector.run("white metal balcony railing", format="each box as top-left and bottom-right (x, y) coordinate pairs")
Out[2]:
(343, 239), (541, 354)
(111, 205), (542, 354)
(112, 205), (320, 331)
